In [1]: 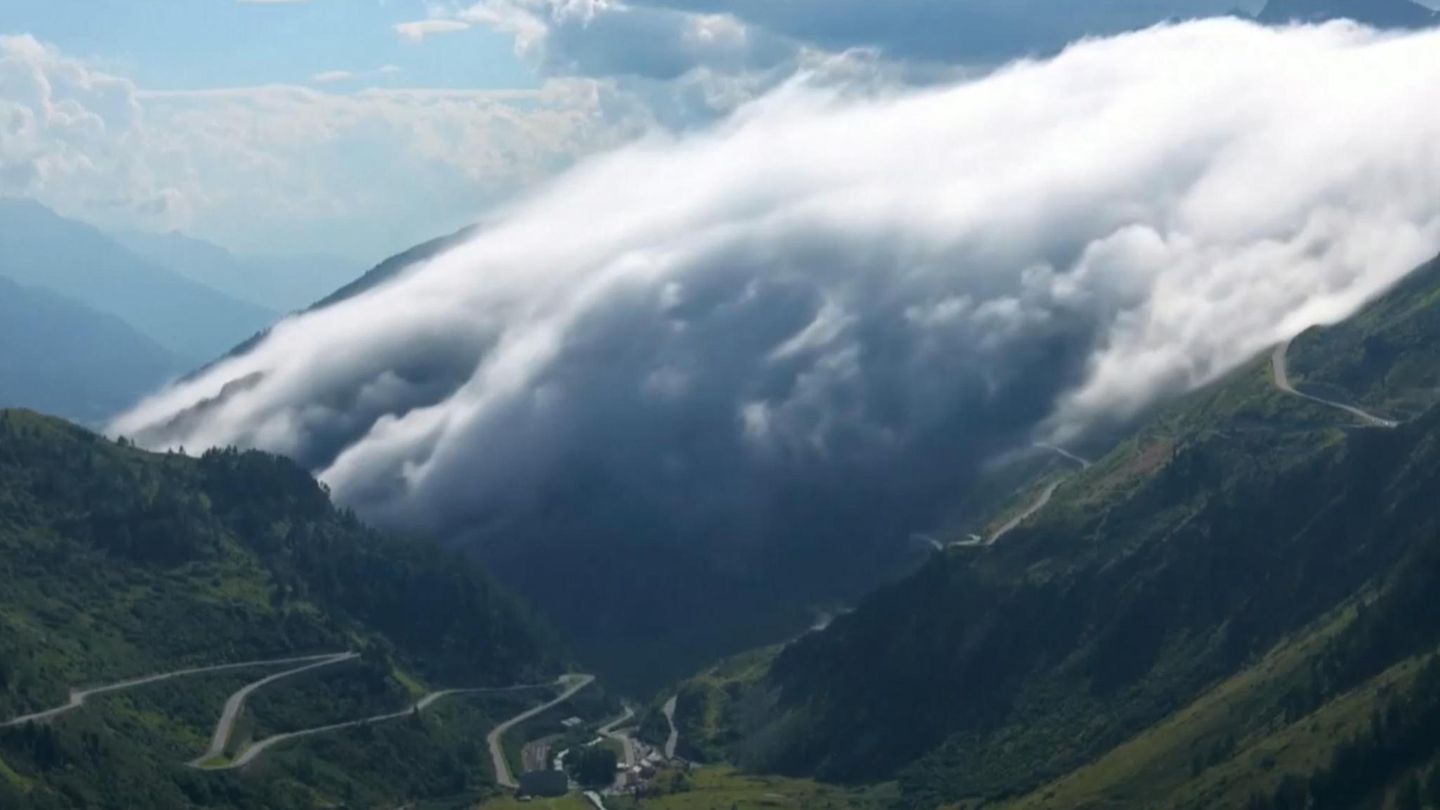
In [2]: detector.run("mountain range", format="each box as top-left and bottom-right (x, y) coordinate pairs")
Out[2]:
(1258, 0), (1437, 26)
(0, 276), (180, 425)
(110, 229), (356, 314)
(638, 251), (1440, 809)
(0, 199), (277, 364)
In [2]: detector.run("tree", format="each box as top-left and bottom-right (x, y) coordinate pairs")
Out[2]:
(567, 745), (619, 787)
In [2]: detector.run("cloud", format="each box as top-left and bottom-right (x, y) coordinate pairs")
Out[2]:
(311, 70), (356, 84)
(449, 0), (1253, 87)
(0, 34), (185, 224)
(116, 20), (1440, 616)
(395, 19), (472, 43)
(0, 36), (648, 258)
(310, 65), (403, 84)
(431, 0), (1259, 130)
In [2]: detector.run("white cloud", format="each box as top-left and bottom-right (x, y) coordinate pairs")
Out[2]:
(310, 70), (356, 84)
(0, 34), (185, 224)
(310, 65), (404, 84)
(0, 36), (649, 257)
(117, 20), (1440, 569)
(395, 19), (472, 43)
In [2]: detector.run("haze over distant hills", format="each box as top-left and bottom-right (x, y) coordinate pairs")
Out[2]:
(0, 277), (180, 425)
(0, 199), (277, 363)
(111, 229), (357, 314)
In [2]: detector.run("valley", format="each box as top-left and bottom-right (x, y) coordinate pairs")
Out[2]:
(3, 2), (1440, 808)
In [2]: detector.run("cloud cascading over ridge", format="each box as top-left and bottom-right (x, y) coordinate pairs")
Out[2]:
(117, 20), (1440, 618)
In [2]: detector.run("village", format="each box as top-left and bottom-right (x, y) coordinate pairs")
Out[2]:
(513, 696), (685, 805)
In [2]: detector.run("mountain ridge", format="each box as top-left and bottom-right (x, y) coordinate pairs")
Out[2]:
(0, 199), (276, 363)
(0, 277), (180, 424)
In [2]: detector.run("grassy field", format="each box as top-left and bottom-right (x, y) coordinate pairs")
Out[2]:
(607, 766), (890, 810)
(475, 766), (887, 810)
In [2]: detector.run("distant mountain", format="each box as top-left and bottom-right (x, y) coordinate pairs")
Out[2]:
(0, 409), (570, 809)
(306, 224), (478, 312)
(0, 199), (276, 362)
(111, 228), (357, 313)
(665, 253), (1440, 808)
(1258, 0), (1437, 26)
(199, 224), (479, 374)
(0, 277), (180, 424)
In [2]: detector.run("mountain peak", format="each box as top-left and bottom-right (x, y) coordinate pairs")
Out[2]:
(1258, 0), (1437, 26)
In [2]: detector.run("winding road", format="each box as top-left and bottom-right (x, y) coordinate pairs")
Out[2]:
(488, 674), (596, 789)
(1271, 340), (1398, 428)
(0, 652), (356, 729)
(597, 705), (638, 767)
(661, 695), (679, 760)
(210, 676), (578, 771)
(962, 443), (1091, 548)
(189, 652), (358, 766)
(984, 479), (1065, 545)
(1035, 442), (1093, 469)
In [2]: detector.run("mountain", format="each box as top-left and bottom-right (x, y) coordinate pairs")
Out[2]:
(0, 277), (180, 424)
(0, 199), (276, 362)
(1258, 0), (1437, 26)
(111, 229), (357, 313)
(306, 224), (478, 312)
(653, 252), (1440, 808)
(0, 409), (571, 809)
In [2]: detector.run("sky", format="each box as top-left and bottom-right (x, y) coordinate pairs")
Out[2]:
(1, 0), (1292, 263)
(4, 0), (1433, 266)
(1, 0), (535, 91)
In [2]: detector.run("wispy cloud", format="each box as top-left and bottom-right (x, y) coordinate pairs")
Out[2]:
(310, 65), (402, 84)
(1, 36), (648, 257)
(395, 19), (471, 43)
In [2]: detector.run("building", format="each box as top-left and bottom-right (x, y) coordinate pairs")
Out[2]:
(517, 769), (570, 798)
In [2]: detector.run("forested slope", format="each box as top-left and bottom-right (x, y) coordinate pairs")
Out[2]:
(0, 410), (567, 809)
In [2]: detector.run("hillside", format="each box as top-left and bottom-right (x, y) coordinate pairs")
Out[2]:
(0, 410), (572, 809)
(0, 199), (276, 362)
(0, 277), (180, 424)
(661, 250), (1440, 808)
(111, 229), (356, 313)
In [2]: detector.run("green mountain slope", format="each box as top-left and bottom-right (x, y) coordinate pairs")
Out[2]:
(671, 251), (1440, 808)
(0, 277), (180, 424)
(0, 199), (275, 362)
(1288, 255), (1440, 421)
(0, 409), (568, 809)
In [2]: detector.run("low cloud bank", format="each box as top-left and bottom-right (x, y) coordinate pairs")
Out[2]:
(117, 20), (1440, 596)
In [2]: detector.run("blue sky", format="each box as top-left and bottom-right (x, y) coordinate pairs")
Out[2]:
(2, 0), (535, 90)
